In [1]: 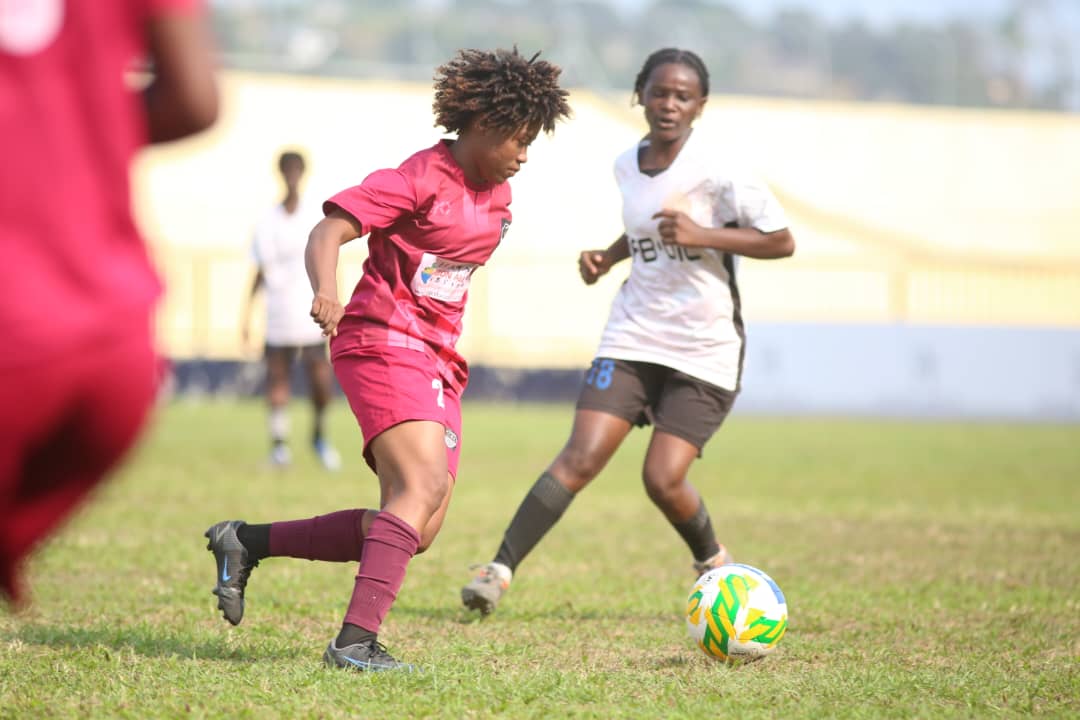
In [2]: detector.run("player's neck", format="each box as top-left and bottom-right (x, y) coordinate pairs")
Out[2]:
(281, 191), (300, 214)
(642, 129), (693, 172)
(447, 137), (487, 187)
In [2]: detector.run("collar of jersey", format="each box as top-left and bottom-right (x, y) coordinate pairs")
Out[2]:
(636, 128), (697, 179)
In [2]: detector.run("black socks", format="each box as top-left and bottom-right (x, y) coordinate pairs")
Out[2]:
(672, 501), (720, 563)
(236, 523), (271, 561)
(493, 472), (575, 572)
(336, 623), (377, 648)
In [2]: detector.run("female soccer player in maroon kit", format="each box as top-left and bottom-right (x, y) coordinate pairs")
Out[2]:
(0, 0), (217, 606)
(205, 48), (570, 671)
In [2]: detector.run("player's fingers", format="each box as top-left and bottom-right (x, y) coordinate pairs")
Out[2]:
(325, 310), (343, 336)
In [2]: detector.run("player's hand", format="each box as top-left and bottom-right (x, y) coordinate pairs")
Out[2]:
(310, 293), (344, 337)
(579, 249), (611, 285)
(653, 209), (707, 247)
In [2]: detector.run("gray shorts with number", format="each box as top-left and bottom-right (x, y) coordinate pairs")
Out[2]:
(575, 357), (736, 451)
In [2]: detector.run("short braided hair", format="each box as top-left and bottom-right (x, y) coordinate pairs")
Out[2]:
(433, 48), (571, 137)
(632, 48), (710, 105)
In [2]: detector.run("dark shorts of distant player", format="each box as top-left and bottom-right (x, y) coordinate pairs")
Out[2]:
(334, 348), (462, 479)
(264, 342), (328, 365)
(575, 357), (737, 452)
(0, 324), (159, 606)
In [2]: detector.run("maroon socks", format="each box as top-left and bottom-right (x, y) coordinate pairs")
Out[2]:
(238, 508), (420, 642)
(267, 509), (368, 562)
(342, 511), (420, 634)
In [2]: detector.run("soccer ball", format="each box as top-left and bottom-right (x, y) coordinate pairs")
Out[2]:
(685, 563), (788, 663)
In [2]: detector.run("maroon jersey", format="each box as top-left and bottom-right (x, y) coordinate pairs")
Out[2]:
(0, 0), (200, 370)
(325, 140), (512, 393)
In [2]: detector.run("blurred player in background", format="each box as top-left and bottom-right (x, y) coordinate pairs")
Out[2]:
(462, 48), (796, 615)
(0, 0), (217, 605)
(204, 48), (571, 671)
(242, 150), (341, 471)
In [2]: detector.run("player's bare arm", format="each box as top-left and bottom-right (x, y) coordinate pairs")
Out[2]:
(579, 234), (631, 284)
(652, 209), (795, 259)
(240, 269), (265, 347)
(305, 209), (361, 337)
(144, 11), (218, 143)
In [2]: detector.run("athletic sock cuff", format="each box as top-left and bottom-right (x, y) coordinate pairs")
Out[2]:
(674, 501), (709, 534)
(366, 511), (420, 555)
(532, 472), (574, 513)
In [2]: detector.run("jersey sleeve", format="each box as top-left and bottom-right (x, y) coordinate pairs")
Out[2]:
(323, 168), (418, 234)
(723, 175), (789, 233)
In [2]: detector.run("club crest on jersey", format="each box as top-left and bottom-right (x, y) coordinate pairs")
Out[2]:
(444, 427), (459, 449)
(430, 199), (452, 218)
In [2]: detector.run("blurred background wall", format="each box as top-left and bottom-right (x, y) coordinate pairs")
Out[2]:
(137, 0), (1080, 419)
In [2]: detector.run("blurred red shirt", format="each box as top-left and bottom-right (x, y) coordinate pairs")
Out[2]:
(0, 0), (198, 370)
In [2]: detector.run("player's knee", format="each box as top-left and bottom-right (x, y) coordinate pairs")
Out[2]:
(553, 445), (604, 486)
(412, 470), (451, 517)
(642, 466), (682, 505)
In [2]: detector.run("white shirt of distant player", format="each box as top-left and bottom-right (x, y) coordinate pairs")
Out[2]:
(595, 130), (789, 391)
(251, 201), (326, 346)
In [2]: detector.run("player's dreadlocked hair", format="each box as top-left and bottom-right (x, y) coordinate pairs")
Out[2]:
(433, 48), (571, 136)
(632, 48), (710, 105)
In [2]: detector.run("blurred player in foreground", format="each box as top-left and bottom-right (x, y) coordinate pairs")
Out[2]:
(204, 48), (571, 671)
(462, 48), (795, 615)
(242, 150), (341, 470)
(0, 0), (217, 605)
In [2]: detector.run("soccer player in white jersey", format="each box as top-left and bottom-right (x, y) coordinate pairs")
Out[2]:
(462, 48), (795, 615)
(243, 151), (341, 470)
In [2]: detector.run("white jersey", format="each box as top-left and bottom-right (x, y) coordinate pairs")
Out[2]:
(251, 201), (326, 346)
(595, 130), (789, 391)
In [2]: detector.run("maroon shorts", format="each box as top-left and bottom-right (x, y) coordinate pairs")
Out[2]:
(334, 349), (463, 479)
(0, 327), (159, 605)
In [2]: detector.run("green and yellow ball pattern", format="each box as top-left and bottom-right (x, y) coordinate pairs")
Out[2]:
(686, 563), (788, 662)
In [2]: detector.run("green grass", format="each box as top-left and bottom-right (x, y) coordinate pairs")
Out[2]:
(2, 401), (1078, 719)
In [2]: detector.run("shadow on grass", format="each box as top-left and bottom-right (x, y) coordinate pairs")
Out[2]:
(7, 623), (303, 663)
(392, 603), (676, 625)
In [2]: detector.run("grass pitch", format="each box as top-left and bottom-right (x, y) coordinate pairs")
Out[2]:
(2, 401), (1078, 718)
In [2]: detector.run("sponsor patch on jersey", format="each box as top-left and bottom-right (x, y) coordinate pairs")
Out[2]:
(411, 252), (477, 302)
(444, 427), (459, 450)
